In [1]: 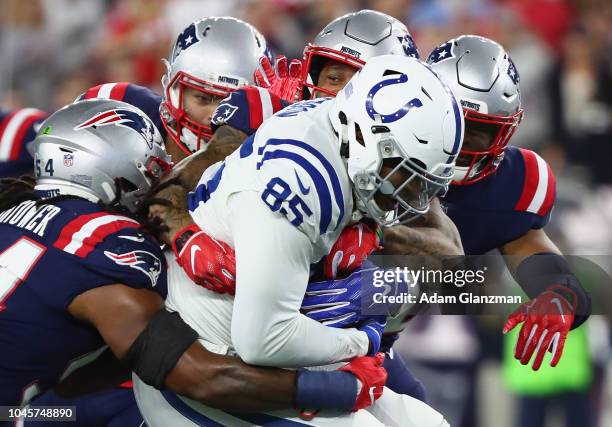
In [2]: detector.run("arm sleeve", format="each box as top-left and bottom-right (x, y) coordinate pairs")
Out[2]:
(228, 191), (369, 367)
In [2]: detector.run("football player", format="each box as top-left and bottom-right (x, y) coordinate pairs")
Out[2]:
(196, 10), (448, 403)
(139, 55), (459, 426)
(298, 9), (419, 100)
(0, 99), (388, 425)
(79, 16), (272, 166)
(380, 35), (590, 371)
(0, 107), (47, 178)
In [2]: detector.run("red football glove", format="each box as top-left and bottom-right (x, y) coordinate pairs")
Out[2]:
(323, 221), (383, 279)
(254, 55), (302, 103)
(339, 353), (387, 411)
(172, 224), (237, 295)
(503, 285), (577, 371)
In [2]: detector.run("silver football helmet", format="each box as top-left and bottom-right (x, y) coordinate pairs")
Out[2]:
(300, 9), (419, 99)
(33, 99), (171, 212)
(427, 35), (523, 184)
(161, 17), (269, 154)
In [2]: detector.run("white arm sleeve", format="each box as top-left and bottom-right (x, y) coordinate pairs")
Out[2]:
(229, 191), (369, 367)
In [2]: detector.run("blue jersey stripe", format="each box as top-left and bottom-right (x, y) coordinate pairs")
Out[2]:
(257, 138), (345, 231)
(160, 391), (228, 426)
(187, 162), (226, 212)
(161, 390), (311, 426)
(257, 149), (332, 235)
(240, 134), (257, 158)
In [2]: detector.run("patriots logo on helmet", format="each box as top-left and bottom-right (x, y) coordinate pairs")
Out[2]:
(398, 35), (420, 58)
(427, 42), (453, 64)
(507, 57), (520, 85)
(211, 103), (239, 126)
(104, 249), (162, 287)
(74, 109), (156, 149)
(173, 23), (199, 61)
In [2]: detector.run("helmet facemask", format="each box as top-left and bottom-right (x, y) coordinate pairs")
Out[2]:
(161, 69), (238, 155)
(453, 108), (523, 185)
(300, 45), (363, 100)
(117, 154), (173, 212)
(346, 127), (452, 227)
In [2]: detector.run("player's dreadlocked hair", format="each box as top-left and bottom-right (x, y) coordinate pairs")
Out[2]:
(0, 175), (38, 212)
(0, 175), (167, 242)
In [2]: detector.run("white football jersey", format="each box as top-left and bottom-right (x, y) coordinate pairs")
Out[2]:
(189, 98), (354, 261)
(177, 98), (368, 368)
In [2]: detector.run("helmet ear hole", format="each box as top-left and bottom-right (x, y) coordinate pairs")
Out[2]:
(354, 123), (365, 147)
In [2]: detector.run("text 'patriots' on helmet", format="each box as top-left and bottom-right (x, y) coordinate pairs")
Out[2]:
(32, 99), (171, 212)
(427, 35), (523, 184)
(329, 55), (464, 226)
(161, 16), (270, 154)
(300, 9), (420, 100)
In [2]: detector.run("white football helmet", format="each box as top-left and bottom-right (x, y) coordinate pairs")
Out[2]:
(329, 55), (464, 225)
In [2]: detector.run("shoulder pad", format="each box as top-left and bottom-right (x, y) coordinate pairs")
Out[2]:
(512, 147), (556, 216)
(211, 86), (286, 136)
(52, 210), (165, 289)
(0, 108), (47, 170)
(53, 211), (140, 258)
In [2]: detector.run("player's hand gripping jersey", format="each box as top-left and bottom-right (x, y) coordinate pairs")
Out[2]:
(185, 98), (370, 367)
(0, 198), (166, 406)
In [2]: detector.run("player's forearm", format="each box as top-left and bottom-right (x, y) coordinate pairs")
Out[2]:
(170, 125), (246, 190)
(229, 192), (368, 366)
(166, 341), (296, 411)
(232, 311), (369, 367)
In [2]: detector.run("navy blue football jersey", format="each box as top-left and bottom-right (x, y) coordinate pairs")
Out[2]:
(78, 82), (166, 141)
(443, 145), (556, 255)
(0, 108), (47, 178)
(0, 198), (167, 406)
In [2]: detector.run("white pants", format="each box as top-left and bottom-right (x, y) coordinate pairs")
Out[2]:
(133, 374), (450, 427)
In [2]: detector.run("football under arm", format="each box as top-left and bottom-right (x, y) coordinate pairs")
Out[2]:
(68, 284), (298, 410)
(228, 191), (370, 367)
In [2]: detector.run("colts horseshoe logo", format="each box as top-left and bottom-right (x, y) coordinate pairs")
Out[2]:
(366, 74), (423, 123)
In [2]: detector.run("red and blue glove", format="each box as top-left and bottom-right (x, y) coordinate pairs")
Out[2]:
(302, 261), (401, 355)
(503, 285), (577, 370)
(340, 353), (387, 411)
(296, 353), (387, 419)
(323, 221), (382, 279)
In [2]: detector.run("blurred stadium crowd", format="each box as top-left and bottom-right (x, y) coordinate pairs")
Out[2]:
(1, 0), (611, 426)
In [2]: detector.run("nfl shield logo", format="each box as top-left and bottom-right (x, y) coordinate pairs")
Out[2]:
(63, 154), (74, 167)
